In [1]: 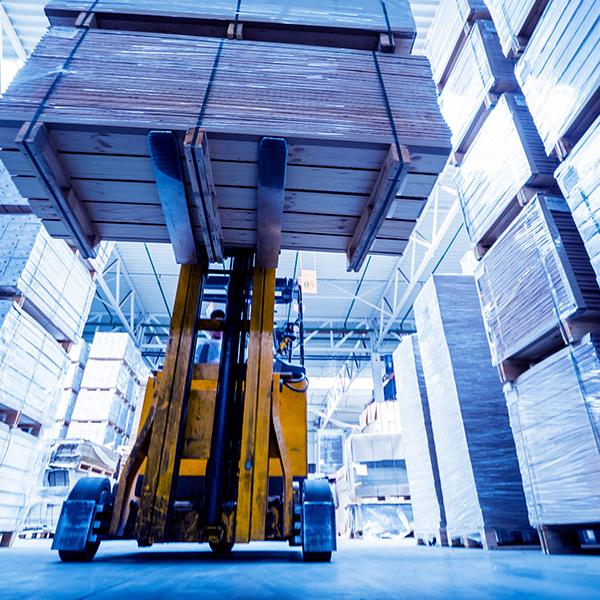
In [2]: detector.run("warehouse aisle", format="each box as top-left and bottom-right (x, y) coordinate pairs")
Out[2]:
(1, 539), (599, 599)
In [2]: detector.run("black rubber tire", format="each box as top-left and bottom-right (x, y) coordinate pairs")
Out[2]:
(57, 477), (111, 563)
(58, 541), (100, 563)
(303, 551), (332, 563)
(209, 541), (234, 555)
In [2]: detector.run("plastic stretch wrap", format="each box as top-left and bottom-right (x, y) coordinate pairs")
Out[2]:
(0, 214), (95, 343)
(556, 117), (600, 288)
(346, 503), (413, 540)
(425, 0), (489, 87)
(438, 20), (517, 152)
(359, 400), (402, 434)
(80, 359), (135, 396)
(88, 332), (144, 377)
(67, 421), (122, 448)
(505, 336), (600, 526)
(475, 194), (600, 366)
(393, 335), (446, 537)
(484, 0), (548, 57)
(71, 389), (125, 426)
(456, 93), (558, 246)
(414, 275), (530, 536)
(317, 429), (344, 477)
(515, 0), (600, 155)
(346, 433), (409, 499)
(46, 0), (416, 37)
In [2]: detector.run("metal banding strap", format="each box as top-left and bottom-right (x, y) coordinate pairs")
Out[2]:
(379, 1), (394, 48)
(195, 39), (225, 130)
(233, 0), (243, 39)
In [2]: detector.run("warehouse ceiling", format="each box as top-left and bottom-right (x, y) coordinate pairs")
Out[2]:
(0, 0), (471, 427)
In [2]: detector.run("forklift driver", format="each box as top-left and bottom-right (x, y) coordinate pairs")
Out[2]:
(195, 308), (225, 364)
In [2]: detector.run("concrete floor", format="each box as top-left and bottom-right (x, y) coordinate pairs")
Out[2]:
(1, 538), (599, 599)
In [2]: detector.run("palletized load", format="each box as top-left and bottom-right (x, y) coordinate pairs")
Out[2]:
(475, 194), (600, 371)
(505, 335), (600, 529)
(514, 0), (600, 157)
(45, 0), (417, 52)
(0, 27), (451, 262)
(393, 335), (447, 544)
(414, 275), (532, 547)
(0, 214), (95, 343)
(456, 93), (557, 248)
(437, 20), (517, 153)
(556, 117), (600, 287)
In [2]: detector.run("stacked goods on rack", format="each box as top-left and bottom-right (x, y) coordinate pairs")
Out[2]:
(345, 433), (409, 499)
(556, 117), (600, 286)
(68, 332), (148, 449)
(456, 93), (558, 250)
(424, 0), (489, 88)
(505, 335), (600, 552)
(514, 0), (600, 157)
(52, 340), (90, 439)
(0, 300), (68, 541)
(359, 400), (402, 434)
(438, 20), (517, 153)
(393, 335), (447, 545)
(414, 275), (531, 547)
(0, 161), (30, 214)
(45, 0), (417, 52)
(475, 194), (600, 373)
(0, 214), (95, 343)
(317, 429), (344, 477)
(484, 0), (550, 57)
(0, 27), (451, 258)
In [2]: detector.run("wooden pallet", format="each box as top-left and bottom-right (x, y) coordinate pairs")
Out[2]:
(451, 528), (538, 550)
(538, 524), (600, 555)
(0, 28), (450, 267)
(416, 529), (449, 547)
(45, 0), (417, 54)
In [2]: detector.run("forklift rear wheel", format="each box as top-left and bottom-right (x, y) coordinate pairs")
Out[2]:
(209, 541), (234, 555)
(57, 477), (112, 563)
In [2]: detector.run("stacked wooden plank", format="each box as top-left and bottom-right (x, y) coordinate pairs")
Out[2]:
(556, 117), (600, 287)
(0, 25), (450, 261)
(424, 0), (489, 88)
(438, 20), (518, 153)
(393, 335), (447, 545)
(456, 93), (558, 249)
(505, 335), (600, 541)
(45, 0), (417, 53)
(514, 0), (600, 157)
(484, 0), (550, 57)
(68, 332), (148, 449)
(414, 275), (531, 546)
(0, 214), (96, 343)
(475, 194), (600, 370)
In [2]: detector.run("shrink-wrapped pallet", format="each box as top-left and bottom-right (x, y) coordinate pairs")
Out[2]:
(438, 20), (517, 152)
(67, 420), (122, 448)
(71, 389), (124, 426)
(0, 214), (95, 343)
(414, 275), (530, 539)
(456, 93), (558, 247)
(0, 300), (67, 426)
(425, 0), (489, 87)
(484, 0), (549, 57)
(475, 194), (600, 366)
(505, 335), (600, 526)
(80, 359), (134, 396)
(345, 433), (409, 499)
(0, 27), (450, 257)
(88, 332), (143, 376)
(45, 0), (417, 52)
(515, 0), (600, 156)
(556, 117), (600, 287)
(393, 335), (446, 541)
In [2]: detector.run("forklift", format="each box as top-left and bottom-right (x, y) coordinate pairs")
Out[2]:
(51, 136), (336, 562)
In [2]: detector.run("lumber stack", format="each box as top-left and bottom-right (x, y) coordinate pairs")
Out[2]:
(45, 0), (417, 53)
(438, 20), (517, 153)
(514, 0), (600, 157)
(456, 93), (558, 249)
(475, 194), (600, 369)
(505, 335), (600, 531)
(424, 0), (489, 88)
(484, 0), (549, 57)
(0, 23), (450, 264)
(414, 275), (531, 545)
(556, 117), (600, 287)
(393, 335), (447, 546)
